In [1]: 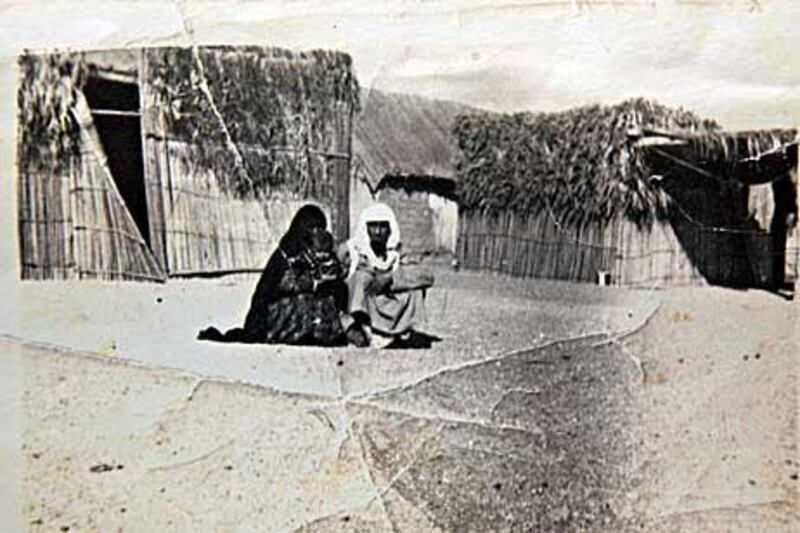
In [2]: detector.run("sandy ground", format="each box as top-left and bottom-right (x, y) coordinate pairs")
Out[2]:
(0, 270), (654, 396)
(625, 287), (799, 530)
(0, 270), (797, 531)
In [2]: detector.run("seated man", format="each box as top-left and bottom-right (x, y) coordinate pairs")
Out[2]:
(339, 203), (435, 348)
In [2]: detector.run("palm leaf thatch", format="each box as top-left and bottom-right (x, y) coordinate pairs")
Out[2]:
(453, 98), (721, 227)
(147, 46), (360, 198)
(18, 47), (361, 200)
(17, 52), (89, 173)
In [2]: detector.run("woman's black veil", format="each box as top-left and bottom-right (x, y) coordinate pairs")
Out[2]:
(279, 204), (327, 257)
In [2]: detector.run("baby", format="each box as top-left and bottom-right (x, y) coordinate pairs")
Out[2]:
(303, 229), (343, 283)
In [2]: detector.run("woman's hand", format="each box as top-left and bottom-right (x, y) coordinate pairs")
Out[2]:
(277, 267), (314, 295)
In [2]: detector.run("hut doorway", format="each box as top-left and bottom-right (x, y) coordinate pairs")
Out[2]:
(82, 74), (150, 246)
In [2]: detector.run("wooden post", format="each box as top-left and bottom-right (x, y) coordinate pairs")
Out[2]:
(789, 133), (800, 300)
(340, 102), (353, 242)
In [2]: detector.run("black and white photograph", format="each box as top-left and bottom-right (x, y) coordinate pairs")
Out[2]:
(0, 1), (798, 531)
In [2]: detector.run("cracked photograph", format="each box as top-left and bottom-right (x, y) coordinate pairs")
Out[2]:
(0, 1), (798, 531)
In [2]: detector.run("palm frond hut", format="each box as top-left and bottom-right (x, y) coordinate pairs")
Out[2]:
(351, 90), (469, 257)
(454, 98), (798, 289)
(17, 46), (359, 281)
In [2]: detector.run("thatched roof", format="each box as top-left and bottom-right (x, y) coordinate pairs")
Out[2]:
(17, 52), (89, 173)
(145, 46), (359, 198)
(18, 46), (360, 200)
(353, 89), (475, 189)
(454, 98), (797, 227)
(454, 98), (718, 226)
(634, 128), (798, 185)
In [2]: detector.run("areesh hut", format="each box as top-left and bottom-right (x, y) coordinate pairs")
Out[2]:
(453, 99), (798, 292)
(17, 46), (359, 281)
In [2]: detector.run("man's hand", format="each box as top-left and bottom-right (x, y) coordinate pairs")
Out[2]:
(390, 268), (434, 292)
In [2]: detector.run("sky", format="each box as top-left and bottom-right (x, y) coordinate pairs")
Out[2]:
(1, 0), (799, 130)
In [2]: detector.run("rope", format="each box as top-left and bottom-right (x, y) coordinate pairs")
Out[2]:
(649, 147), (740, 186)
(651, 145), (796, 187)
(667, 199), (763, 235)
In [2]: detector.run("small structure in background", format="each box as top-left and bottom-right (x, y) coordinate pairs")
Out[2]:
(373, 175), (458, 261)
(16, 46), (359, 282)
(350, 89), (467, 261)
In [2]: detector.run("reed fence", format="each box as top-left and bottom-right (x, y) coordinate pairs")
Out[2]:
(18, 164), (75, 280)
(457, 209), (796, 288)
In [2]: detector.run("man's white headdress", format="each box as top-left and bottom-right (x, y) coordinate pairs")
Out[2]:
(346, 202), (401, 279)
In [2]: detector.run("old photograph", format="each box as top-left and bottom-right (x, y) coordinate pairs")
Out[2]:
(0, 1), (798, 531)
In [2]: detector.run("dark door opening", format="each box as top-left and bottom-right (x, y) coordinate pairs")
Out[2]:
(82, 75), (150, 246)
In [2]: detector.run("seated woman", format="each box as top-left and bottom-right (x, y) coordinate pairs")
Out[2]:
(339, 203), (435, 348)
(198, 205), (348, 346)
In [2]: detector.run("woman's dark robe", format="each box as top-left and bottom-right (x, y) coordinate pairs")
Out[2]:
(198, 205), (346, 346)
(240, 247), (345, 345)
